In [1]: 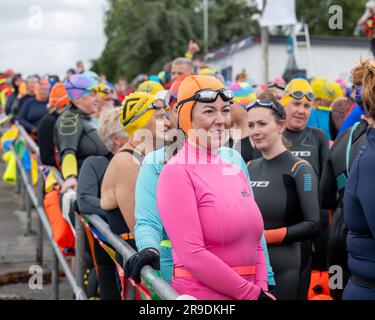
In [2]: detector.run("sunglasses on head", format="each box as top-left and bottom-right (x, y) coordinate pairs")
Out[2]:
(176, 88), (234, 109)
(286, 90), (316, 101)
(124, 99), (167, 126)
(247, 99), (285, 118)
(267, 82), (285, 90)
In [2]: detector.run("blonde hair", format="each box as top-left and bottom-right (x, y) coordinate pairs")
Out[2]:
(257, 88), (278, 101)
(362, 60), (375, 120)
(98, 107), (127, 153)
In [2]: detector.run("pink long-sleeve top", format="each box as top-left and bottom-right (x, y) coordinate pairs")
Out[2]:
(156, 141), (267, 300)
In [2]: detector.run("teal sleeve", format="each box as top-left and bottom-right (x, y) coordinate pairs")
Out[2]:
(220, 147), (276, 287)
(241, 153), (275, 286)
(134, 150), (173, 283)
(134, 160), (163, 251)
(261, 234), (275, 286)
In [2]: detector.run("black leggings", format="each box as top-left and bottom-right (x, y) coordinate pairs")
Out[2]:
(92, 238), (121, 300)
(269, 241), (312, 300)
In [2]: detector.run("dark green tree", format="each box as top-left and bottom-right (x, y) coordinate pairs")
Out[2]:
(92, 0), (258, 81)
(296, 0), (368, 37)
(209, 0), (259, 48)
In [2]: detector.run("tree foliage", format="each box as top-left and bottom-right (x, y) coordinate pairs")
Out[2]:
(92, 0), (369, 81)
(92, 0), (258, 81)
(296, 0), (368, 37)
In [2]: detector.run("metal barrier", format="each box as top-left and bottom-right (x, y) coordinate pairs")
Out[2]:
(1, 122), (187, 300)
(53, 166), (182, 300)
(4, 124), (87, 300)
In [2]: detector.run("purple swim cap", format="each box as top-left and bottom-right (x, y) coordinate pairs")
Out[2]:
(64, 74), (98, 101)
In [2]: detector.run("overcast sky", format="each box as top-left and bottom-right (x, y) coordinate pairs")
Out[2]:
(0, 0), (108, 78)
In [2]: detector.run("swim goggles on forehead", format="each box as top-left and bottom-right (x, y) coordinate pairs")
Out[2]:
(92, 86), (113, 95)
(267, 82), (285, 90)
(176, 88), (234, 109)
(285, 90), (316, 101)
(124, 99), (167, 126)
(246, 99), (285, 118)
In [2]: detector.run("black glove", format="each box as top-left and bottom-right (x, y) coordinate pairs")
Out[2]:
(124, 248), (160, 284)
(257, 289), (276, 301)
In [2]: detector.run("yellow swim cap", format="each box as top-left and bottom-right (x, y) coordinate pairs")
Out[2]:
(199, 67), (219, 76)
(120, 92), (159, 136)
(281, 78), (315, 107)
(137, 81), (164, 95)
(92, 83), (112, 98)
(310, 77), (328, 99)
(322, 82), (343, 101)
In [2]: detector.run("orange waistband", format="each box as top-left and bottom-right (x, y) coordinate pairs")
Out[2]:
(119, 232), (134, 241)
(173, 265), (256, 278)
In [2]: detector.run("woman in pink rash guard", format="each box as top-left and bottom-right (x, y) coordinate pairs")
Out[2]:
(156, 75), (275, 300)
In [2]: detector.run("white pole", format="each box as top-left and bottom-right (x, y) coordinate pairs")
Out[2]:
(204, 0), (209, 56)
(260, 0), (269, 83)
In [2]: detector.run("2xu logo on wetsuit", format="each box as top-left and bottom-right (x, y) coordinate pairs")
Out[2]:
(291, 151), (311, 157)
(250, 181), (270, 188)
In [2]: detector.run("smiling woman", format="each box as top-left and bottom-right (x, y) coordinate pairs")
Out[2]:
(156, 75), (275, 300)
(247, 98), (320, 300)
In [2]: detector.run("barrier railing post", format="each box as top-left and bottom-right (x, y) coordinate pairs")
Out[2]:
(75, 213), (85, 291)
(36, 171), (44, 265)
(52, 248), (59, 300)
(8, 130), (88, 300)
(15, 164), (21, 194)
(19, 168), (26, 211)
(25, 187), (32, 235)
(24, 170), (35, 236)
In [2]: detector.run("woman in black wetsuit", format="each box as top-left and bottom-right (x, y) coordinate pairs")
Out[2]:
(247, 99), (320, 300)
(37, 82), (70, 167)
(77, 108), (134, 300)
(320, 120), (367, 299)
(280, 79), (329, 273)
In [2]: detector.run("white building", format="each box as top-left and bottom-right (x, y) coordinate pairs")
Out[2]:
(205, 34), (373, 84)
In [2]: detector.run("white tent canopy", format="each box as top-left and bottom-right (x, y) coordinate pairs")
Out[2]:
(259, 0), (297, 27)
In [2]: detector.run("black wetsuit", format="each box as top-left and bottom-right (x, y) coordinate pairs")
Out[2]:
(77, 154), (135, 244)
(37, 112), (59, 167)
(320, 121), (367, 299)
(320, 121), (368, 209)
(248, 150), (320, 300)
(77, 154), (135, 300)
(54, 105), (108, 298)
(283, 127), (329, 179)
(53, 105), (109, 177)
(282, 127), (329, 271)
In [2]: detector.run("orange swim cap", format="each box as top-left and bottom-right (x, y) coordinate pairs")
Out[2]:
(48, 82), (70, 110)
(177, 75), (225, 136)
(168, 75), (187, 110)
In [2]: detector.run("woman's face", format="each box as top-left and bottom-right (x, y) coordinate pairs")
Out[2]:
(75, 91), (99, 116)
(144, 108), (171, 143)
(248, 107), (285, 153)
(191, 96), (232, 151)
(284, 99), (313, 131)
